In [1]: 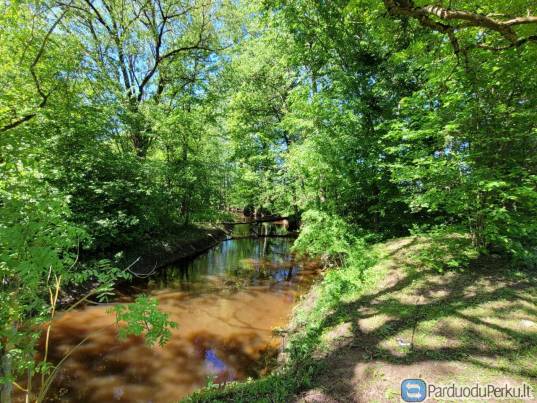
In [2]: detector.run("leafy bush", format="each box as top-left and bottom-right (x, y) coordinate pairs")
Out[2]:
(0, 162), (86, 396)
(293, 210), (358, 266)
(410, 226), (479, 273)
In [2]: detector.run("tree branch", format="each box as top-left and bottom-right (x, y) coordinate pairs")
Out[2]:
(0, 114), (37, 134)
(83, 0), (113, 35)
(0, 5), (70, 133)
(136, 2), (213, 101)
(383, 0), (537, 50)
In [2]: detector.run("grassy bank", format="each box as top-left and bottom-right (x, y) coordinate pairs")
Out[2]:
(184, 236), (537, 402)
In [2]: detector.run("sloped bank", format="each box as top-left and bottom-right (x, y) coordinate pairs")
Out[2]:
(123, 226), (228, 276)
(182, 236), (387, 402)
(125, 218), (297, 276)
(183, 236), (537, 402)
(59, 226), (228, 307)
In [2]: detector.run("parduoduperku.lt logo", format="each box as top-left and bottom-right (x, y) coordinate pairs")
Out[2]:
(401, 379), (534, 402)
(401, 379), (427, 402)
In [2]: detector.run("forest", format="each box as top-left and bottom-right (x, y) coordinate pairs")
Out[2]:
(1, 0), (537, 402)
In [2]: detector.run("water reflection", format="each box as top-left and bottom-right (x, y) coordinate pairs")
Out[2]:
(151, 236), (296, 290)
(30, 232), (319, 403)
(228, 221), (290, 238)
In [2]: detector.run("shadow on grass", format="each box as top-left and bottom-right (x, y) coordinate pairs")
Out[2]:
(298, 250), (537, 401)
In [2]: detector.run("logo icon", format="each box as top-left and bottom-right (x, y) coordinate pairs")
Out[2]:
(401, 379), (426, 402)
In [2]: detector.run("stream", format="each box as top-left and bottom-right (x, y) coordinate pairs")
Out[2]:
(35, 222), (319, 402)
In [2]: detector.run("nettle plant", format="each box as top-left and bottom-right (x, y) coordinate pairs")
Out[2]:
(0, 165), (175, 403)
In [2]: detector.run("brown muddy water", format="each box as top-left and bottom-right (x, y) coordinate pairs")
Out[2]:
(35, 223), (319, 402)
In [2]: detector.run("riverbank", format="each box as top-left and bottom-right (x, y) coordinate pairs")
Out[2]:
(59, 217), (297, 307)
(185, 236), (537, 402)
(33, 228), (319, 402)
(59, 225), (227, 307)
(123, 225), (228, 276)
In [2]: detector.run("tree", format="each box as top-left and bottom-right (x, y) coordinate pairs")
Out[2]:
(62, 0), (224, 157)
(0, 3), (77, 133)
(221, 16), (301, 215)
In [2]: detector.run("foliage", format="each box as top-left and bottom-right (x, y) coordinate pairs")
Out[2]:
(2, 0), (537, 400)
(0, 162), (85, 393)
(293, 210), (359, 266)
(251, 0), (537, 263)
(293, 217), (379, 315)
(221, 15), (300, 216)
(112, 295), (177, 347)
(409, 226), (480, 273)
